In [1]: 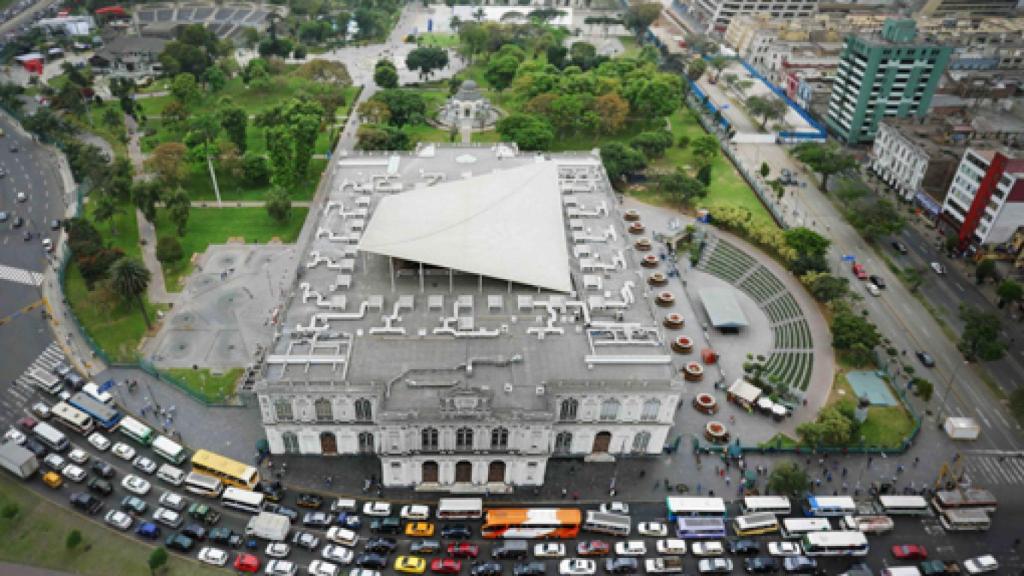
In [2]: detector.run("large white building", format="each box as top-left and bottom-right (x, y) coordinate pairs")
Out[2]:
(942, 147), (1024, 249)
(869, 119), (964, 205)
(255, 146), (684, 492)
(688, 0), (819, 33)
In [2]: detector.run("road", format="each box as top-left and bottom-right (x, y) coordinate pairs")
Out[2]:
(0, 0), (58, 37)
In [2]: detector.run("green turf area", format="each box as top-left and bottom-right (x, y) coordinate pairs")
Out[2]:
(83, 102), (128, 160)
(403, 123), (454, 143)
(156, 207), (308, 291)
(833, 372), (917, 449)
(165, 367), (243, 404)
(617, 36), (642, 57)
(0, 474), (222, 576)
(418, 32), (459, 48)
(181, 157), (327, 202)
(760, 433), (799, 449)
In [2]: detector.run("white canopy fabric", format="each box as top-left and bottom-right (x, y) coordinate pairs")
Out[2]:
(727, 378), (762, 404)
(358, 162), (572, 293)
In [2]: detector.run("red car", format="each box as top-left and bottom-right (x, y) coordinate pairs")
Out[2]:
(447, 543), (479, 559)
(16, 416), (38, 432)
(852, 263), (868, 280)
(431, 558), (462, 574)
(891, 545), (928, 560)
(577, 540), (610, 556)
(233, 553), (260, 573)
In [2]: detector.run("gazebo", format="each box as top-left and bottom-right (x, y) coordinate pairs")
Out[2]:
(438, 80), (500, 129)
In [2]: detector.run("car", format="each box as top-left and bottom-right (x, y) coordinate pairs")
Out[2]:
(159, 491), (187, 511)
(535, 543), (566, 558)
(266, 542), (291, 558)
(866, 283), (881, 296)
(165, 533), (195, 553)
(410, 540), (442, 554)
(604, 558), (639, 574)
(111, 442), (136, 460)
(16, 416), (38, 432)
(234, 552), (261, 573)
(266, 559), (298, 576)
(50, 219), (61, 231)
(0, 211), (5, 221)
(67, 447), (89, 464)
(447, 542), (479, 558)
(730, 540), (760, 555)
(297, 492), (324, 509)
(916, 351), (936, 367)
(364, 537), (397, 554)
(400, 504), (430, 520)
(514, 562), (547, 576)
(472, 562), (504, 576)
(181, 523), (207, 541)
(336, 512), (362, 530)
(153, 507), (183, 528)
(431, 558), (462, 574)
(309, 559), (341, 576)
(10, 216), (21, 228)
(3, 428), (25, 445)
(70, 492), (103, 515)
(559, 559), (596, 576)
(963, 555), (998, 574)
(104, 509), (133, 530)
(122, 474), (152, 495)
(852, 262), (868, 280)
(23, 438), (47, 458)
(16, 191), (26, 202)
(136, 522), (161, 540)
(405, 522), (435, 537)
(303, 511), (333, 528)
(349, 570), (381, 576)
(395, 556), (427, 574)
(263, 501), (298, 522)
(598, 502), (629, 514)
(355, 553), (388, 570)
(197, 546), (229, 566)
(91, 459), (115, 478)
(637, 522), (668, 537)
(43, 471), (64, 489)
(88, 432), (111, 451)
(892, 240), (909, 254)
(614, 541), (647, 556)
(892, 545), (928, 561)
(363, 501), (392, 517)
(655, 539), (687, 556)
(10, 143), (18, 152)
(745, 556), (780, 574)
(132, 456), (158, 475)
(698, 558), (733, 574)
(44, 453), (67, 471)
(782, 556), (816, 573)
(259, 480), (286, 502)
(768, 542), (802, 557)
(370, 516), (402, 534)
(321, 544), (354, 564)
(210, 527), (243, 548)
(121, 495), (148, 515)
(931, 261), (946, 274)
(88, 477), (113, 496)
(440, 524), (472, 539)
(21, 230), (30, 242)
(62, 464), (87, 482)
(42, 237), (53, 252)
(292, 530), (320, 551)
(869, 274), (886, 289)
(31, 402), (51, 419)
(576, 541), (610, 556)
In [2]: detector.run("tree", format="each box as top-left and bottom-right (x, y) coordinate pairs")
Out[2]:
(630, 130), (673, 159)
(66, 529), (82, 550)
(266, 188), (292, 223)
(170, 73), (200, 106)
(997, 279), (1023, 308)
(831, 306), (881, 355)
(355, 124), (411, 151)
(766, 461), (809, 496)
(148, 547), (169, 576)
(676, 135), (690, 150)
(569, 42), (598, 70)
(975, 259), (997, 285)
(546, 44), (568, 69)
(164, 188), (191, 236)
(0, 503), (18, 519)
(658, 168), (706, 206)
(156, 235), (183, 265)
(371, 90), (425, 127)
(958, 305), (1005, 361)
(592, 93), (629, 135)
(792, 142), (857, 191)
(92, 193), (124, 235)
(241, 152), (270, 186)
(203, 66), (226, 92)
(495, 113), (555, 151)
(110, 258), (152, 329)
(760, 162), (770, 179)
(690, 134), (719, 170)
(746, 95), (787, 130)
(600, 142), (647, 184)
(220, 106), (248, 153)
(784, 227), (830, 258)
(911, 378), (934, 402)
(146, 143), (189, 188)
(405, 47), (449, 80)
(132, 181), (161, 224)
(623, 2), (661, 39)
(685, 58), (707, 82)
(624, 75), (681, 118)
(696, 164), (712, 187)
(801, 272), (848, 303)
(358, 100), (392, 125)
(484, 55), (520, 92)
(0, 82), (24, 114)
(846, 199), (904, 241)
(373, 60), (399, 88)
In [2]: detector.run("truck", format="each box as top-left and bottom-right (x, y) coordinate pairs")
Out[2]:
(919, 560), (961, 575)
(188, 502), (222, 526)
(644, 558), (685, 574)
(29, 368), (62, 395)
(842, 515), (894, 535)
(0, 442), (40, 479)
(944, 417), (980, 440)
(245, 512), (290, 541)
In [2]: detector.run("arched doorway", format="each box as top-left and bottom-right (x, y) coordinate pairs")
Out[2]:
(455, 461), (473, 483)
(592, 431), (611, 453)
(320, 432), (337, 455)
(422, 461), (439, 483)
(358, 432), (374, 454)
(488, 461), (506, 482)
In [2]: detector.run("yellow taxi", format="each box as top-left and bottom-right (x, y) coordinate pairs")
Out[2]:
(394, 555), (426, 574)
(42, 471), (63, 489)
(404, 521), (435, 537)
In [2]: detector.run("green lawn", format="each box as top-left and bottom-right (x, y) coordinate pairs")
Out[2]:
(156, 207), (308, 291)
(181, 157), (327, 202)
(418, 32), (459, 48)
(617, 36), (642, 57)
(0, 474), (222, 576)
(82, 102), (128, 159)
(404, 123), (454, 143)
(165, 367), (243, 404)
(833, 373), (918, 449)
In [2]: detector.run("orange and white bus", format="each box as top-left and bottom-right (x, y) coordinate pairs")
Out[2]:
(481, 508), (582, 539)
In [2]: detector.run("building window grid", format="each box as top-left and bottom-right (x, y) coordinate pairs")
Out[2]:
(640, 399), (661, 422)
(274, 399), (294, 422)
(559, 398), (578, 422)
(354, 398), (372, 422)
(599, 399), (621, 422)
(491, 427), (509, 450)
(314, 398), (333, 423)
(456, 427), (474, 451)
(421, 428), (439, 452)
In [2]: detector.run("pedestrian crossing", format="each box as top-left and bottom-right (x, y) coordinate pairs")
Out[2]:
(12, 342), (65, 396)
(961, 453), (1024, 485)
(0, 263), (43, 287)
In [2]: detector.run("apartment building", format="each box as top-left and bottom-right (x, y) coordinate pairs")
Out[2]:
(942, 148), (1024, 249)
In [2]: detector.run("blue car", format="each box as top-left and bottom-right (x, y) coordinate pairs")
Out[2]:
(136, 522), (161, 540)
(336, 512), (362, 530)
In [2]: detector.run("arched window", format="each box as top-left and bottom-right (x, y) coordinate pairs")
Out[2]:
(282, 432), (299, 454)
(632, 431), (651, 453)
(354, 398), (372, 422)
(491, 427), (509, 450)
(456, 427), (474, 451)
(314, 398), (333, 422)
(641, 398), (661, 422)
(559, 398), (578, 421)
(554, 431), (573, 454)
(421, 427), (439, 452)
(274, 398), (293, 422)
(599, 398), (620, 421)
(358, 432), (374, 454)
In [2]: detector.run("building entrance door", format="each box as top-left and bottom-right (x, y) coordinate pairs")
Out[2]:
(422, 461), (439, 483)
(592, 431), (611, 453)
(455, 461), (473, 483)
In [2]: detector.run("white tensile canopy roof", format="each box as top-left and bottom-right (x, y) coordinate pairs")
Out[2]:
(358, 162), (572, 293)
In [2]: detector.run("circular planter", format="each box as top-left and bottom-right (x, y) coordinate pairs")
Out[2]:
(693, 393), (718, 415)
(683, 361), (704, 381)
(655, 291), (675, 307)
(623, 209), (641, 222)
(635, 238), (652, 251)
(704, 421), (730, 443)
(628, 221), (646, 235)
(647, 272), (668, 287)
(671, 335), (694, 353)
(663, 313), (685, 329)
(641, 254), (659, 268)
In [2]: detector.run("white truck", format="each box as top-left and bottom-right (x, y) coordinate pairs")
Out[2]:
(645, 558), (685, 574)
(29, 368), (62, 395)
(842, 515), (894, 535)
(0, 442), (40, 479)
(245, 512), (290, 541)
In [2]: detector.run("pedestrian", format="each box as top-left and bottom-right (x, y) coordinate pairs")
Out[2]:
(815, 478), (822, 487)
(826, 473), (832, 483)
(708, 490), (714, 497)
(842, 467), (847, 477)
(572, 491), (579, 501)
(867, 456), (873, 467)
(326, 475), (333, 486)
(913, 456), (920, 467)
(561, 488), (567, 498)
(725, 476), (731, 486)
(696, 483), (702, 495)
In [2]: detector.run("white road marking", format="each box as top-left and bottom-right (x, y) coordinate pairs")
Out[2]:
(0, 263), (43, 286)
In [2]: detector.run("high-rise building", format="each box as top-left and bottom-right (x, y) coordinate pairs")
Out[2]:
(826, 19), (951, 144)
(942, 148), (1024, 250)
(689, 0), (819, 33)
(919, 0), (1020, 18)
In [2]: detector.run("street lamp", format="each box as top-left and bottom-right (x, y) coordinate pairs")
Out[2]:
(937, 360), (968, 423)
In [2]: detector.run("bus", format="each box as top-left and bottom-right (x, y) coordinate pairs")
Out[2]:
(801, 531), (870, 557)
(191, 449), (260, 490)
(32, 421), (69, 451)
(437, 498), (483, 520)
(804, 496), (856, 517)
(481, 509), (582, 539)
(740, 496), (791, 515)
(51, 402), (95, 436)
(184, 471), (224, 498)
(152, 435), (188, 465)
(781, 518), (831, 539)
(939, 508), (990, 532)
(931, 489), (997, 514)
(878, 495), (929, 516)
(118, 416), (155, 446)
(666, 497), (727, 519)
(732, 512), (780, 536)
(675, 517), (727, 539)
(220, 486), (265, 514)
(583, 511), (631, 537)
(841, 515), (894, 535)
(29, 367), (62, 395)
(68, 393), (121, 430)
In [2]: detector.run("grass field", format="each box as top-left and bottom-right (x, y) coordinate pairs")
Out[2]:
(182, 157), (327, 202)
(418, 32), (459, 48)
(83, 102), (128, 160)
(165, 367), (243, 404)
(832, 372), (917, 449)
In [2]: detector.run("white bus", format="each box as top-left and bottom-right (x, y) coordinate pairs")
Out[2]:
(583, 511), (631, 537)
(939, 508), (990, 532)
(29, 367), (62, 395)
(740, 496), (791, 515)
(437, 498), (484, 520)
(152, 435), (188, 465)
(666, 497), (727, 519)
(674, 517), (727, 539)
(878, 495), (929, 516)
(221, 486), (265, 514)
(732, 512), (780, 536)
(781, 518), (831, 539)
(184, 471), (224, 498)
(32, 421), (69, 452)
(801, 531), (870, 557)
(841, 515), (894, 535)
(804, 496), (856, 517)
(932, 489), (997, 514)
(118, 416), (155, 446)
(51, 402), (95, 435)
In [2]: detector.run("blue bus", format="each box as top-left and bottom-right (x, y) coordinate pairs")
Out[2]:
(69, 392), (122, 430)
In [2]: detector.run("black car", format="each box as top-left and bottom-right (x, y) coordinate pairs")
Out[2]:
(23, 438), (47, 457)
(364, 537), (398, 554)
(604, 558), (639, 574)
(88, 477), (113, 496)
(303, 511), (332, 528)
(70, 492), (103, 515)
(471, 562), (504, 576)
(64, 372), (85, 390)
(441, 524), (473, 539)
(355, 553), (388, 569)
(12, 216), (23, 228)
(296, 492), (324, 509)
(916, 351), (936, 367)
(370, 516), (401, 534)
(181, 523), (206, 541)
(744, 556), (780, 574)
(262, 502), (298, 522)
(730, 539), (760, 555)
(891, 240), (909, 254)
(257, 480), (285, 502)
(411, 539), (442, 554)
(49, 219), (61, 231)
(514, 562), (548, 576)
(209, 527), (242, 548)
(869, 274), (886, 289)
(10, 143), (18, 153)
(52, 362), (73, 379)
(165, 533), (195, 552)
(91, 460), (115, 479)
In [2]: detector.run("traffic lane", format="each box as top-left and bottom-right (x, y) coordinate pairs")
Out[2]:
(1, 134), (66, 230)
(0, 269), (44, 319)
(0, 308), (51, 388)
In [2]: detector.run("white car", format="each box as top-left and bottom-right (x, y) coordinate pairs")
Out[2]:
(559, 559), (596, 576)
(309, 560), (340, 576)
(964, 555), (999, 574)
(4, 428), (26, 445)
(638, 522), (668, 537)
(362, 501), (391, 517)
(931, 261), (946, 274)
(104, 509), (133, 531)
(348, 571), (380, 576)
(31, 402), (51, 419)
(321, 544), (354, 564)
(67, 447), (90, 464)
(266, 559), (298, 576)
(691, 541), (724, 556)
(697, 558), (732, 574)
(866, 283), (880, 296)
(399, 504), (429, 520)
(599, 502), (629, 514)
(614, 541), (647, 556)
(122, 474), (152, 496)
(132, 456), (158, 475)
(88, 432), (111, 451)
(16, 192), (26, 202)
(768, 541), (802, 557)
(266, 541), (291, 559)
(153, 507), (183, 528)
(62, 464), (87, 482)
(111, 442), (136, 461)
(655, 539), (687, 556)
(44, 453), (66, 471)
(535, 543), (566, 558)
(159, 491), (187, 511)
(197, 546), (229, 566)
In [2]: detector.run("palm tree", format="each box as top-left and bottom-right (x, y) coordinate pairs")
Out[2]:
(449, 15), (462, 32)
(92, 194), (124, 235)
(473, 7), (485, 22)
(110, 258), (152, 329)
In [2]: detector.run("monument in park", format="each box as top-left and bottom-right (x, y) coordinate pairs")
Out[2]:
(437, 80), (500, 130)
